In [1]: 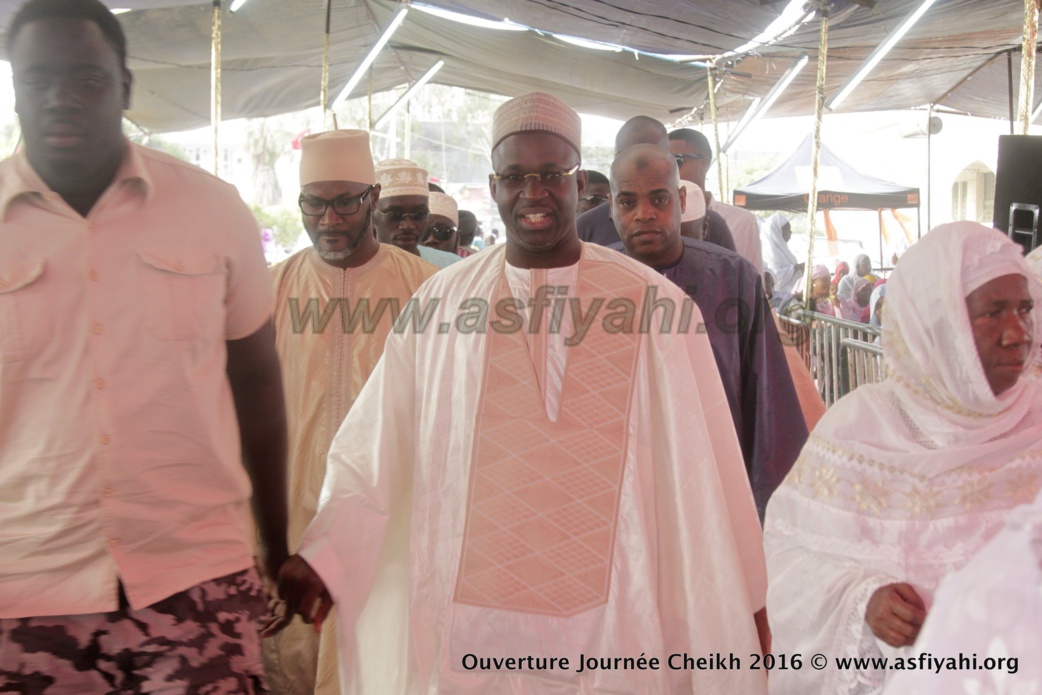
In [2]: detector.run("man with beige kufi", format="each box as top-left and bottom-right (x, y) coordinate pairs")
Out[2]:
(263, 130), (435, 695)
(420, 191), (460, 254)
(274, 93), (767, 695)
(373, 158), (460, 268)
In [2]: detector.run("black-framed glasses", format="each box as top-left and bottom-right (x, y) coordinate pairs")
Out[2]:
(298, 185), (374, 217)
(580, 194), (609, 206)
(425, 225), (457, 242)
(674, 153), (707, 167)
(491, 163), (580, 189)
(378, 209), (429, 224)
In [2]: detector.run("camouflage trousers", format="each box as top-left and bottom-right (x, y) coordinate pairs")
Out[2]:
(0, 568), (269, 694)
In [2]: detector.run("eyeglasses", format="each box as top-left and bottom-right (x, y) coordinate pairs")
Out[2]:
(299, 185), (374, 217)
(580, 194), (609, 206)
(674, 153), (707, 167)
(378, 209), (429, 224)
(491, 163), (580, 189)
(425, 225), (457, 241)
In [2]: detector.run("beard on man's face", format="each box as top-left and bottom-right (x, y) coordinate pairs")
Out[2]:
(315, 208), (373, 261)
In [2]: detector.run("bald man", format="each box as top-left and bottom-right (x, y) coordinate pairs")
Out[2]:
(578, 115), (737, 252)
(609, 144), (807, 520)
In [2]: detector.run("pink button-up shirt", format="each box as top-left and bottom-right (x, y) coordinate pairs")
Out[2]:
(0, 141), (274, 617)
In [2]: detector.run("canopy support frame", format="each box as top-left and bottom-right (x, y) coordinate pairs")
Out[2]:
(1019, 0), (1040, 134)
(210, 0), (221, 176)
(803, 2), (830, 308)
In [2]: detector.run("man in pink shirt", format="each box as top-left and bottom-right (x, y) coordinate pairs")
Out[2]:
(0, 0), (288, 691)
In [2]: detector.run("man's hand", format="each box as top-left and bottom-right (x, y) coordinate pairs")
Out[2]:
(261, 554), (333, 638)
(257, 544), (290, 588)
(865, 582), (927, 648)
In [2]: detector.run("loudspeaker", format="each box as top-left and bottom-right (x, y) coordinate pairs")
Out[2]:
(994, 135), (1042, 253)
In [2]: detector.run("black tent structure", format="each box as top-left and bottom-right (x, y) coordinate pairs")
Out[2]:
(734, 134), (921, 271)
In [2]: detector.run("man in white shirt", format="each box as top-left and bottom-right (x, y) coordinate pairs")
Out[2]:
(0, 0), (288, 690)
(669, 128), (763, 273)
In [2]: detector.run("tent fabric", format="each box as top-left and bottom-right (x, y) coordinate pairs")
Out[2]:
(0, 0), (1036, 133)
(730, 0), (1041, 121)
(733, 134), (920, 212)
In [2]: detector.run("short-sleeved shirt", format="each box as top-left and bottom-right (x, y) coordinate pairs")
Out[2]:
(0, 140), (274, 618)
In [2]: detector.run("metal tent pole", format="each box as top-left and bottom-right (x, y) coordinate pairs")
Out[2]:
(803, 2), (829, 307)
(706, 65), (725, 200)
(1019, 0), (1040, 134)
(211, 0), (222, 176)
(926, 103), (933, 232)
(321, 0), (332, 128)
(877, 209), (884, 272)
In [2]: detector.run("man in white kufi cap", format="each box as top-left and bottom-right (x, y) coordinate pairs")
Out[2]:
(275, 95), (767, 694)
(420, 191), (461, 254)
(373, 158), (461, 269)
(264, 130), (436, 694)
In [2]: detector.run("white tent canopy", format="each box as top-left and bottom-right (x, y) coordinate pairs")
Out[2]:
(0, 0), (1036, 133)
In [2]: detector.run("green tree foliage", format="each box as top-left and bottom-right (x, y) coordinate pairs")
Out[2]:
(251, 204), (303, 249)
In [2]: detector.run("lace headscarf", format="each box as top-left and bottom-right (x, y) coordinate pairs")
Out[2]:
(765, 222), (1042, 695)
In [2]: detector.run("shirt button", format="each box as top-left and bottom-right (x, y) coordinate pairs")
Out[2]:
(88, 271), (99, 282)
(0, 281), (6, 289)
(174, 262), (185, 272)
(107, 539), (119, 548)
(95, 379), (106, 390)
(99, 434), (110, 445)
(91, 324), (103, 335)
(102, 487), (114, 497)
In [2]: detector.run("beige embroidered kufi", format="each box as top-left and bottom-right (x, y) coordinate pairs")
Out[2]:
(299, 130), (374, 186)
(428, 192), (458, 226)
(492, 92), (581, 155)
(680, 180), (706, 222)
(375, 158), (429, 199)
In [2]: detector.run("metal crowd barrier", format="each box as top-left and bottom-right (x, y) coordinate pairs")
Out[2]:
(842, 337), (885, 394)
(777, 309), (882, 408)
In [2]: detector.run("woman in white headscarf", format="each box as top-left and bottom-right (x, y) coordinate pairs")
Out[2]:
(854, 252), (880, 283)
(764, 222), (1042, 695)
(869, 283), (887, 328)
(761, 213), (804, 294)
(835, 274), (873, 322)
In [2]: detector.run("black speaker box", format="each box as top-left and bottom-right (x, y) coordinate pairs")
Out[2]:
(994, 134), (1042, 253)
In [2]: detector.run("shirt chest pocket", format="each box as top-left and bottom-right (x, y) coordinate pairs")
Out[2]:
(0, 258), (47, 364)
(137, 248), (226, 341)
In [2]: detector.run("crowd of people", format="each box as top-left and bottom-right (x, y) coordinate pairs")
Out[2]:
(3, 1), (1041, 695)
(761, 214), (890, 327)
